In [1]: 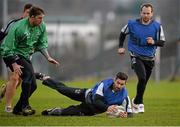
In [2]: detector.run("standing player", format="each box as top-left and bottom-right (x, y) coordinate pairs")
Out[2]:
(0, 4), (33, 113)
(118, 3), (165, 113)
(0, 6), (59, 116)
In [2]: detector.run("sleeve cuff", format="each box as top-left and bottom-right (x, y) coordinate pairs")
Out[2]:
(4, 55), (20, 65)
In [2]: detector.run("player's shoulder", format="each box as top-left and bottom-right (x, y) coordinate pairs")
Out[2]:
(12, 18), (26, 27)
(5, 18), (22, 28)
(122, 87), (128, 93)
(7, 19), (19, 25)
(152, 20), (161, 25)
(100, 78), (114, 89)
(151, 20), (161, 29)
(127, 19), (140, 26)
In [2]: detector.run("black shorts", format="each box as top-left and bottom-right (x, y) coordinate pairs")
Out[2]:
(3, 57), (17, 72)
(3, 56), (33, 79)
(3, 56), (30, 72)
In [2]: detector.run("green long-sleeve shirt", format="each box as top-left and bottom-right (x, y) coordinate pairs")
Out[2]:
(0, 17), (48, 60)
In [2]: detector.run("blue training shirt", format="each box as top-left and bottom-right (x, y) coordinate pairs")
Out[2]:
(91, 78), (128, 106)
(127, 19), (161, 57)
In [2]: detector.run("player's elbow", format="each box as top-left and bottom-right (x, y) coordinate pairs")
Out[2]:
(160, 41), (165, 47)
(156, 40), (165, 47)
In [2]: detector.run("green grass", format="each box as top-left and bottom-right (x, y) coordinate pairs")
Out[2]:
(0, 79), (180, 126)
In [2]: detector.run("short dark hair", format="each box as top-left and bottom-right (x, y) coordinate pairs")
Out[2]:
(140, 3), (154, 12)
(29, 6), (45, 17)
(115, 72), (128, 81)
(23, 3), (33, 12)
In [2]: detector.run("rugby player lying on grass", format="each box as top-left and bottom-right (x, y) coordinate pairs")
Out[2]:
(36, 72), (133, 118)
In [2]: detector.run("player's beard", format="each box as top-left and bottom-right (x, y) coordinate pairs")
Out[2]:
(142, 17), (151, 24)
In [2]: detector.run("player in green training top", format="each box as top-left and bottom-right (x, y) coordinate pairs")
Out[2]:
(0, 6), (59, 116)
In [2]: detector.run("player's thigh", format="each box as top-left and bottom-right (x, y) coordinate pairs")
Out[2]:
(133, 58), (146, 78)
(9, 71), (20, 81)
(16, 58), (34, 83)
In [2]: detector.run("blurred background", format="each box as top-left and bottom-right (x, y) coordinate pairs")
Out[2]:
(0, 0), (180, 81)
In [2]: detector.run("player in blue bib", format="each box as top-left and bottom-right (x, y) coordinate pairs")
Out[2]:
(118, 3), (165, 113)
(35, 72), (133, 118)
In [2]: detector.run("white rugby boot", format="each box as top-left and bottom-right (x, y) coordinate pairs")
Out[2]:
(132, 98), (139, 113)
(138, 104), (145, 113)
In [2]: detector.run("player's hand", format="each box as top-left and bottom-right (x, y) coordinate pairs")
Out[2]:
(118, 111), (127, 118)
(12, 62), (24, 76)
(118, 48), (125, 55)
(147, 37), (155, 45)
(48, 57), (60, 66)
(107, 105), (118, 113)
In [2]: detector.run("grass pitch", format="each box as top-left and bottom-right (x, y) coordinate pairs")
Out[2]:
(0, 79), (180, 126)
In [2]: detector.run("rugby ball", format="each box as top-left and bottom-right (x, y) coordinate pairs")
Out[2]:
(106, 105), (125, 117)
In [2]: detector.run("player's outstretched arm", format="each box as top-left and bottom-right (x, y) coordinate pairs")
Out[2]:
(47, 57), (60, 66)
(40, 49), (60, 66)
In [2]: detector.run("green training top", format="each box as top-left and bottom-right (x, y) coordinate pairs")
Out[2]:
(0, 17), (48, 60)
